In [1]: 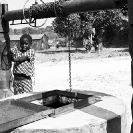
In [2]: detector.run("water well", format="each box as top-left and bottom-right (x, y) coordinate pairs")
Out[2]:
(0, 90), (127, 133)
(0, 0), (129, 132)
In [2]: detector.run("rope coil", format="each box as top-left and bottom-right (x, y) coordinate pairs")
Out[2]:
(23, 0), (48, 28)
(29, 1), (67, 19)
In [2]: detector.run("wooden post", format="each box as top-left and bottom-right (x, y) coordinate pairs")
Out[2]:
(0, 1), (11, 98)
(128, 0), (133, 132)
(128, 0), (133, 85)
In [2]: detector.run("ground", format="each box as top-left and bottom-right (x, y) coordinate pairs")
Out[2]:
(1, 47), (132, 132)
(35, 47), (132, 132)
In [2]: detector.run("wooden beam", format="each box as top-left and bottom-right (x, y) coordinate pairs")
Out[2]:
(3, 0), (127, 21)
(3, 8), (30, 21)
(128, 0), (133, 131)
(0, 2), (11, 98)
(63, 0), (127, 15)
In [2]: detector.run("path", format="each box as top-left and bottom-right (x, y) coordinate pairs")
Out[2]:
(34, 56), (132, 132)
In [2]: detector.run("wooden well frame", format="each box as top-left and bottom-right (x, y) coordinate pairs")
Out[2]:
(0, 90), (101, 132)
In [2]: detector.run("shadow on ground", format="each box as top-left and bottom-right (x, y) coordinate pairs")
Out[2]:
(37, 48), (88, 54)
(117, 48), (129, 52)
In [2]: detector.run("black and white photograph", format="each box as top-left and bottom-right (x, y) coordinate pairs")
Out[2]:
(0, 0), (132, 133)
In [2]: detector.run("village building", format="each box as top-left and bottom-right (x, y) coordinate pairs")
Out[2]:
(56, 37), (67, 47)
(48, 39), (55, 47)
(9, 34), (49, 50)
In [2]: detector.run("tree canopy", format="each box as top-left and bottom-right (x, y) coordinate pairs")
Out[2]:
(52, 13), (92, 39)
(52, 7), (129, 47)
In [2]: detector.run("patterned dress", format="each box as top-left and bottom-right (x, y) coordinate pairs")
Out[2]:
(11, 45), (35, 95)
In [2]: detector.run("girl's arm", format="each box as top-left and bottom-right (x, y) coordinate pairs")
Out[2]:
(12, 56), (30, 63)
(12, 49), (35, 63)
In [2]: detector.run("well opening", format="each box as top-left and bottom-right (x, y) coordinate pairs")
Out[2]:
(17, 90), (99, 116)
(18, 90), (93, 111)
(31, 95), (83, 109)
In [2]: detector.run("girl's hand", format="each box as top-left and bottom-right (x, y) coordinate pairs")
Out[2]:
(10, 49), (14, 61)
(10, 54), (14, 61)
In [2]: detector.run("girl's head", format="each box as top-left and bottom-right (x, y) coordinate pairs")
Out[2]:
(20, 34), (32, 52)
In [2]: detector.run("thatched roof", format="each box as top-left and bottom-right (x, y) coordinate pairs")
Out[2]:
(9, 34), (47, 41)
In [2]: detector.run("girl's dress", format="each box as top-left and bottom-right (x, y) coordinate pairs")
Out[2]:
(11, 45), (35, 95)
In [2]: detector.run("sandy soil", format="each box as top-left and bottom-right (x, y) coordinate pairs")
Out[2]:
(34, 52), (132, 132)
(1, 47), (131, 132)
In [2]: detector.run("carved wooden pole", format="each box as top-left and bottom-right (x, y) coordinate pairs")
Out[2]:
(128, 0), (133, 132)
(129, 0), (133, 86)
(0, 1), (11, 98)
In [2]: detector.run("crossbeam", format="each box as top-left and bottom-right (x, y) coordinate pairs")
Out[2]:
(3, 8), (30, 21)
(3, 0), (127, 21)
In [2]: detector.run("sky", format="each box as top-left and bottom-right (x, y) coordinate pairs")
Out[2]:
(6, 0), (55, 29)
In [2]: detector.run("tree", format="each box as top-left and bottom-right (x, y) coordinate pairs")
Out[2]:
(45, 26), (54, 32)
(53, 8), (129, 47)
(10, 27), (47, 35)
(52, 14), (92, 39)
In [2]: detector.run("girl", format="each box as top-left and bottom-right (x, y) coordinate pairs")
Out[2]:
(11, 33), (35, 95)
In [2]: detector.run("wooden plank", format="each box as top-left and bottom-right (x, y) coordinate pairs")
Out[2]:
(17, 90), (93, 106)
(0, 99), (54, 132)
(54, 96), (101, 117)
(54, 103), (75, 117)
(0, 109), (53, 132)
(74, 97), (101, 109)
(11, 100), (52, 112)
(0, 92), (101, 132)
(18, 90), (57, 102)
(0, 98), (11, 106)
(17, 90), (88, 105)
(56, 90), (90, 99)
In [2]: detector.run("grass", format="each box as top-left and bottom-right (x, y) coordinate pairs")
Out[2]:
(35, 47), (130, 64)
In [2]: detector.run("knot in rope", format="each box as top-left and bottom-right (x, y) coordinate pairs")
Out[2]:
(29, 0), (68, 19)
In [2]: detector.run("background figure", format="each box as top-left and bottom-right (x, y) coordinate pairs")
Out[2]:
(11, 34), (35, 95)
(56, 40), (59, 49)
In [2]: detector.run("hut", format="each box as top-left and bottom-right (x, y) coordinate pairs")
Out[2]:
(56, 37), (67, 47)
(48, 39), (55, 48)
(9, 34), (49, 50)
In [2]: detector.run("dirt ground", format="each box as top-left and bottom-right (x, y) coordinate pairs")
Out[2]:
(34, 48), (132, 132)
(0, 47), (132, 132)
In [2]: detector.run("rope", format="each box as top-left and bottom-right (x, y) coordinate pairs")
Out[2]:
(23, 0), (48, 28)
(29, 0), (68, 19)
